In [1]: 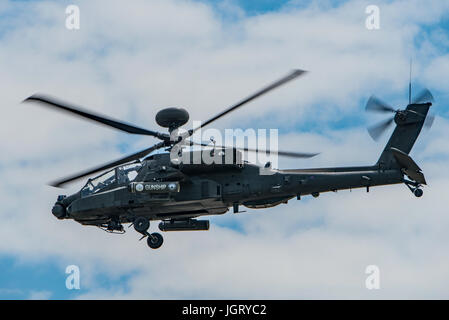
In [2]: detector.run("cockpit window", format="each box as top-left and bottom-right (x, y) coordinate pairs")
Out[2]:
(81, 169), (116, 197)
(81, 162), (142, 197)
(116, 163), (142, 183)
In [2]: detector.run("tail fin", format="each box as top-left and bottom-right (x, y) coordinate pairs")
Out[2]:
(376, 102), (431, 169)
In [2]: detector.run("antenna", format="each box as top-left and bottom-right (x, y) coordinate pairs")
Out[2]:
(409, 58), (412, 104)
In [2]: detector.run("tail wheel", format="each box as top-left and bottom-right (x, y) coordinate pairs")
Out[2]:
(134, 217), (149, 233)
(147, 233), (164, 249)
(414, 188), (423, 198)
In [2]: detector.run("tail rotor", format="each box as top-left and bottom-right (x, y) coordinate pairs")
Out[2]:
(365, 88), (434, 141)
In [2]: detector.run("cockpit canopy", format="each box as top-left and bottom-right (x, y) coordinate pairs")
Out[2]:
(81, 162), (142, 197)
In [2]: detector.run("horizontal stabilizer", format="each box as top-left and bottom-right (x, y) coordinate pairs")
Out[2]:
(390, 147), (426, 185)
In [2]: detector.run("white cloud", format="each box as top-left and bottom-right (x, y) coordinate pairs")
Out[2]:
(1, 0), (449, 299)
(28, 290), (52, 300)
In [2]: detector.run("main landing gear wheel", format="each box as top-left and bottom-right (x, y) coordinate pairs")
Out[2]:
(134, 217), (149, 233)
(414, 188), (423, 198)
(147, 233), (164, 249)
(133, 217), (164, 249)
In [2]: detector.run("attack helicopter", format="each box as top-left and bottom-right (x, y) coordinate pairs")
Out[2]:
(24, 70), (434, 249)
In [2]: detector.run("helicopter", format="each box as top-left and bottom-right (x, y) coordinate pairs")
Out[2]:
(24, 69), (434, 249)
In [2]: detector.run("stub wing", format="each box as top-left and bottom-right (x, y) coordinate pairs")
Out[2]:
(390, 147), (426, 185)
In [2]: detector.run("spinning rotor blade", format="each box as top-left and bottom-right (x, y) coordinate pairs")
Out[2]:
(412, 88), (434, 104)
(24, 94), (168, 140)
(413, 89), (435, 130)
(367, 117), (394, 141)
(424, 114), (435, 130)
(235, 146), (318, 158)
(186, 69), (307, 138)
(50, 141), (165, 188)
(365, 96), (396, 113)
(189, 141), (318, 158)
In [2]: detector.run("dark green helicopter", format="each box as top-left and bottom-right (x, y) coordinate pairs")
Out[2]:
(24, 70), (434, 249)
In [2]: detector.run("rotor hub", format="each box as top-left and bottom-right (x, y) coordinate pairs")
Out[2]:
(394, 110), (407, 124)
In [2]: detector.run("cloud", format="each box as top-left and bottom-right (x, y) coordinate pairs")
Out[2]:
(28, 290), (52, 300)
(0, 0), (449, 299)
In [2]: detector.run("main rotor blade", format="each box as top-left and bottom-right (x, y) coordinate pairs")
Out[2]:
(188, 141), (318, 158)
(187, 69), (307, 137)
(237, 146), (319, 158)
(365, 96), (396, 113)
(50, 141), (165, 188)
(367, 117), (394, 141)
(412, 88), (434, 104)
(24, 94), (168, 140)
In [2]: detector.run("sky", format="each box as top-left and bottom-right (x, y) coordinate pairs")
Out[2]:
(1, 0), (449, 299)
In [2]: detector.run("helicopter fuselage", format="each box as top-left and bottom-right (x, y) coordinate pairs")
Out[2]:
(54, 151), (404, 230)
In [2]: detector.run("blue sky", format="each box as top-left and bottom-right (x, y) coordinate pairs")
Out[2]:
(1, 0), (449, 299)
(0, 256), (76, 299)
(200, 0), (291, 14)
